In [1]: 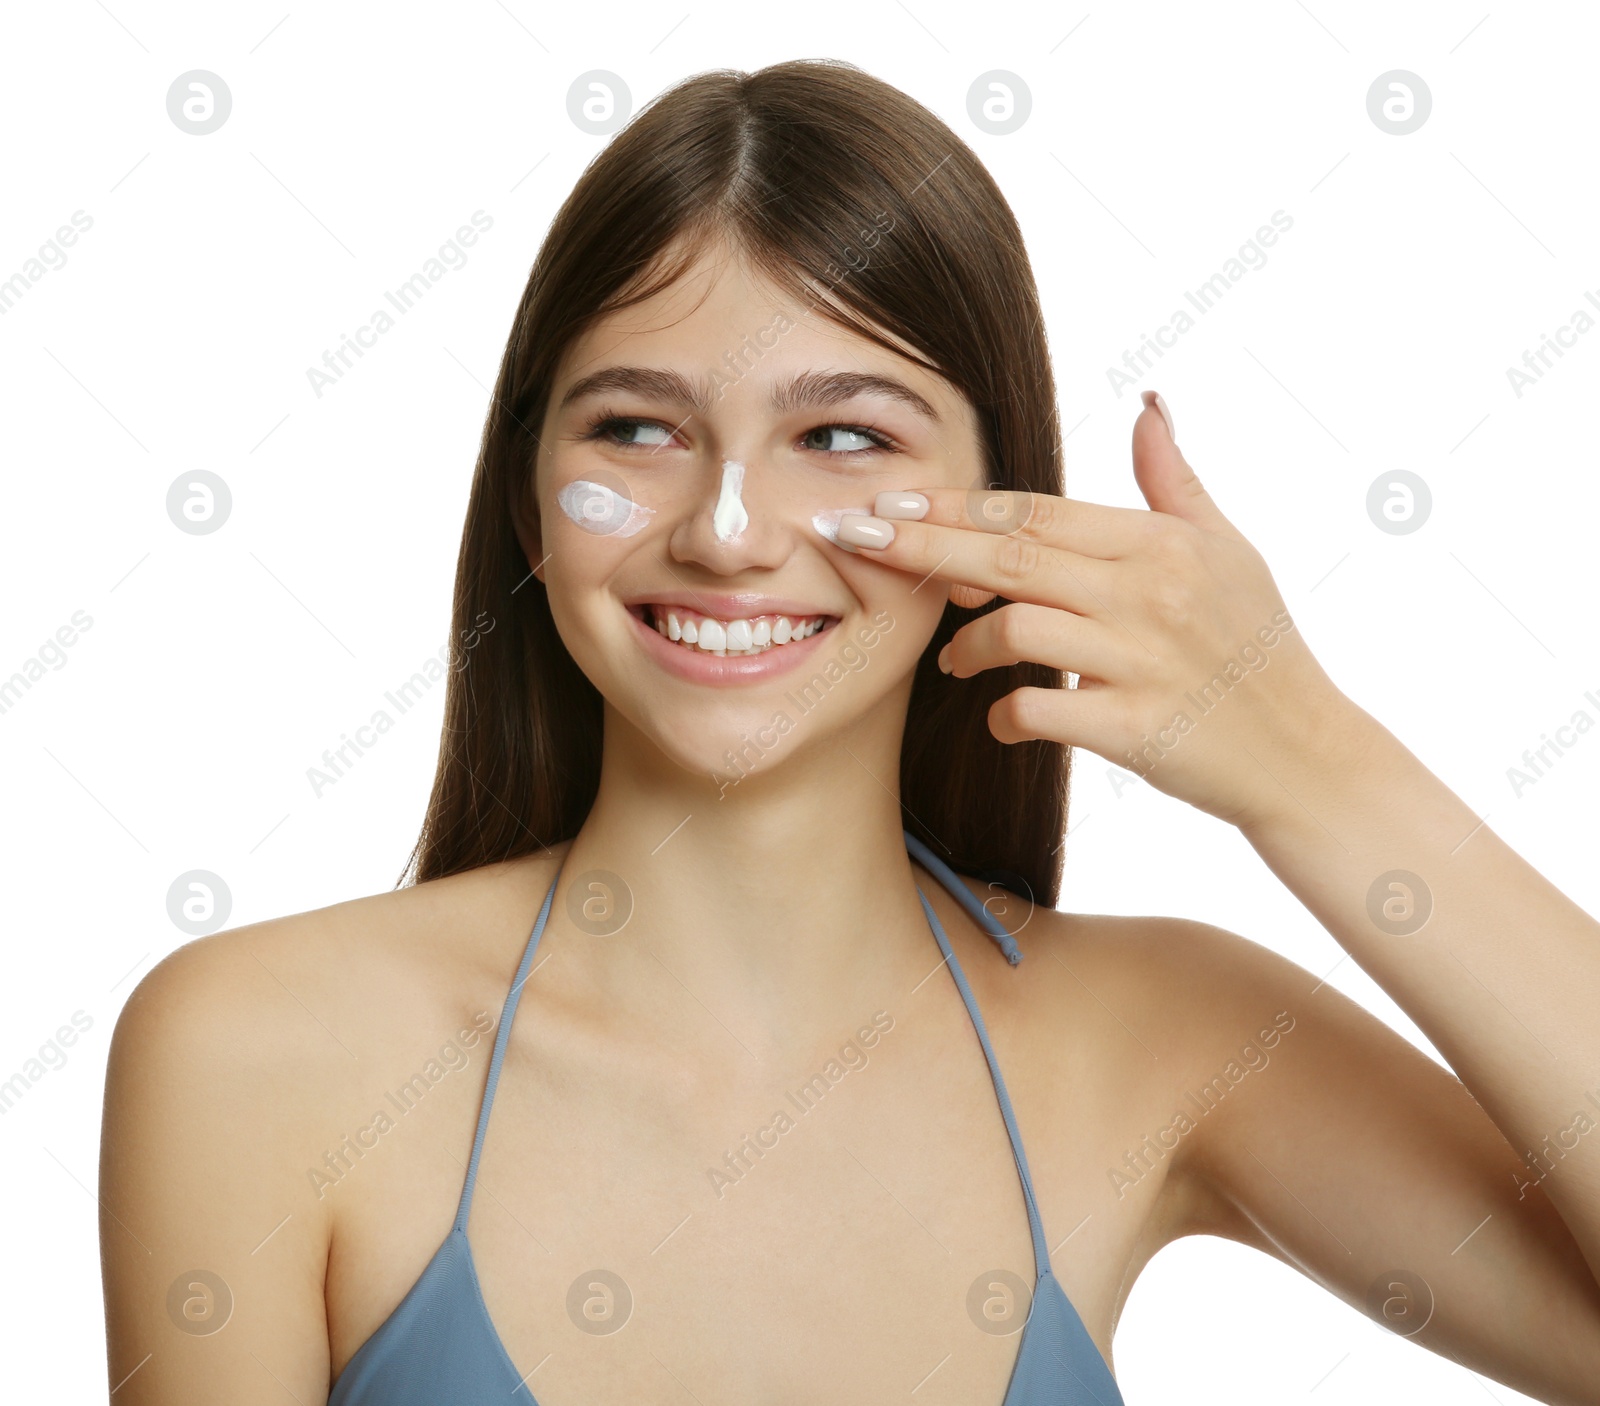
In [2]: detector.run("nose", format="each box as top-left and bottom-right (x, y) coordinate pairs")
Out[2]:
(668, 457), (793, 574)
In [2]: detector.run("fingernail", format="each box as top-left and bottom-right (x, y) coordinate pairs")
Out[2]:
(937, 643), (953, 674)
(837, 513), (895, 549)
(812, 509), (859, 552)
(1140, 388), (1176, 443)
(874, 491), (928, 520)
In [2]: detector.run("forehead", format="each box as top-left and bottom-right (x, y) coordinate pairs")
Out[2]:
(549, 237), (974, 430)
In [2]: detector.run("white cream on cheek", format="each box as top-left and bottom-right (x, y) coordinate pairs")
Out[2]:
(712, 460), (749, 543)
(811, 506), (869, 542)
(557, 479), (655, 537)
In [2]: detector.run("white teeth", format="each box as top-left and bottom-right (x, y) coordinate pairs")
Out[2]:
(698, 618), (727, 652)
(646, 607), (829, 656)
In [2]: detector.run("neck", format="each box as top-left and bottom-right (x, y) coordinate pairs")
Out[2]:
(559, 700), (944, 1045)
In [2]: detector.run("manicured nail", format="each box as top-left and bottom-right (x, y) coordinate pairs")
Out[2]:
(874, 491), (928, 520)
(837, 513), (895, 549)
(937, 643), (953, 674)
(811, 509), (859, 551)
(1140, 388), (1176, 442)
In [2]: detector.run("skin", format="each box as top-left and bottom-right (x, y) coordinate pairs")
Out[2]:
(101, 238), (1600, 1405)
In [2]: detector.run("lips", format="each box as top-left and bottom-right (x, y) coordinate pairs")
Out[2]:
(622, 594), (842, 683)
(632, 603), (832, 656)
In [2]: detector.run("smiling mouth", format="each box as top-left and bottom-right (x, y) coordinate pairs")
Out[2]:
(630, 604), (839, 657)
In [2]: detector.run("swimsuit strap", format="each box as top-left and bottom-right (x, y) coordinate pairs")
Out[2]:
(453, 837), (1049, 1274)
(453, 856), (566, 1234)
(904, 829), (1052, 1279)
(903, 831), (1025, 966)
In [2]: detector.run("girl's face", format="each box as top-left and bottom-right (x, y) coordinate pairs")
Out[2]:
(523, 238), (986, 786)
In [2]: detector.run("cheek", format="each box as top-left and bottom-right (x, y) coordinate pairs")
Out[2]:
(553, 474), (655, 538)
(825, 553), (949, 664)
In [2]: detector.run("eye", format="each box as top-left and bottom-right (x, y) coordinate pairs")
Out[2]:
(800, 424), (898, 456)
(579, 414), (676, 450)
(576, 410), (901, 458)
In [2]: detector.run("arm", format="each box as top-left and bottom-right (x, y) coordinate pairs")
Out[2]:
(1163, 917), (1600, 1403)
(101, 933), (334, 1403)
(830, 390), (1600, 1391)
(1237, 693), (1600, 1291)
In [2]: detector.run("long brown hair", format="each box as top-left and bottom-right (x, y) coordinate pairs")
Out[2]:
(405, 58), (1071, 904)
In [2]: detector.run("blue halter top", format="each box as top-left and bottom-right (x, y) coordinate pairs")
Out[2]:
(328, 832), (1123, 1404)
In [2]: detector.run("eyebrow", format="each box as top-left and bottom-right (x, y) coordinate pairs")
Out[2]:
(556, 365), (942, 426)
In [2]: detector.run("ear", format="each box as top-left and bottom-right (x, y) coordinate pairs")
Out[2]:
(509, 461), (546, 583)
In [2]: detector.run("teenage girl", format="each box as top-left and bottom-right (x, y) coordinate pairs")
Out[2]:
(101, 59), (1600, 1405)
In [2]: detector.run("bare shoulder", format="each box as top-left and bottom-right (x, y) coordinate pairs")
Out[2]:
(121, 857), (524, 1052)
(109, 844), (572, 1140)
(949, 882), (1318, 1240)
(100, 846), (567, 1403)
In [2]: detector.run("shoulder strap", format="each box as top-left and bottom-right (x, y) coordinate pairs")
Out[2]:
(453, 858), (566, 1234)
(903, 830), (1025, 965)
(905, 831), (1052, 1279)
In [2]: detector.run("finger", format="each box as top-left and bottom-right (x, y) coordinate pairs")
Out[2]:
(831, 513), (1116, 619)
(1132, 391), (1246, 542)
(987, 683), (1124, 750)
(948, 584), (997, 610)
(887, 487), (1155, 560)
(941, 602), (1123, 682)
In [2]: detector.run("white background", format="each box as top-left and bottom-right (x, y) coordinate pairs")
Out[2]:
(2, 1), (1596, 1401)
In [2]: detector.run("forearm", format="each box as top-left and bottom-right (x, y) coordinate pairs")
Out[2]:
(1238, 696), (1600, 1281)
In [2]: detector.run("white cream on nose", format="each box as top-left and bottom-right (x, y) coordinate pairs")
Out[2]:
(712, 460), (749, 543)
(556, 479), (654, 537)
